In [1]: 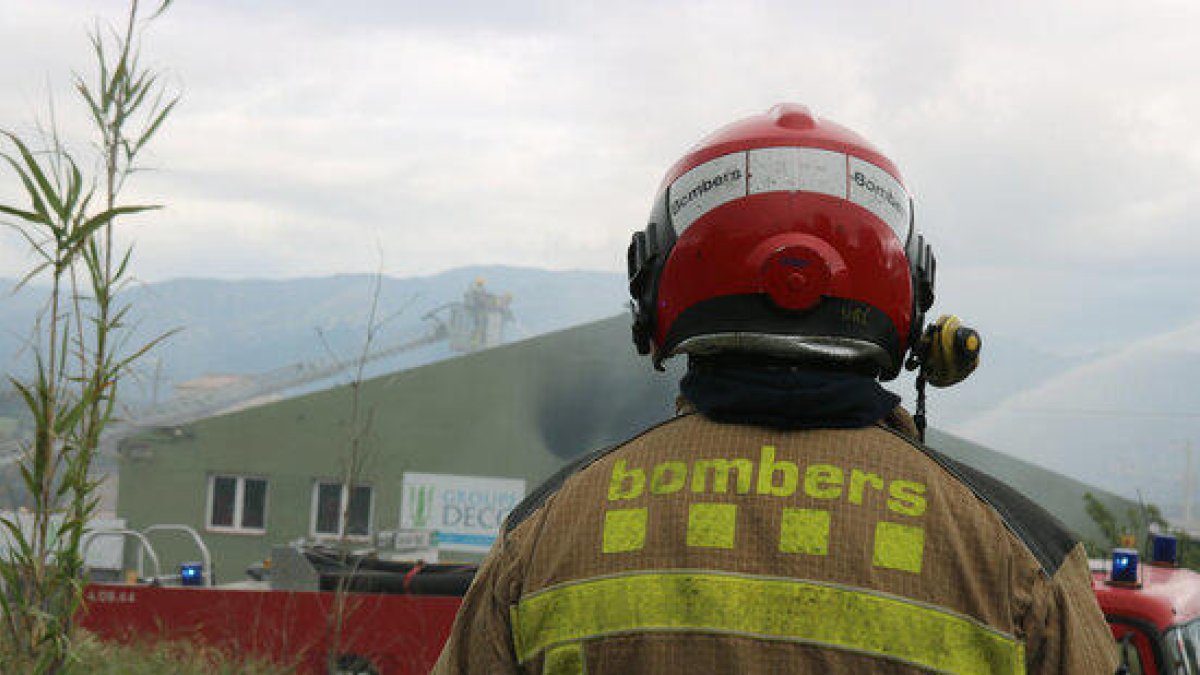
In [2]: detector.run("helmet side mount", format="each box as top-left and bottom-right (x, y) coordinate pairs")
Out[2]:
(628, 197), (675, 367)
(904, 202), (937, 353)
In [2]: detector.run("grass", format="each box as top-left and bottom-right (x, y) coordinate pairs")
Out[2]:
(55, 632), (293, 675)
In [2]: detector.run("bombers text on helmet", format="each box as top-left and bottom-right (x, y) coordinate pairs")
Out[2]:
(628, 103), (936, 379)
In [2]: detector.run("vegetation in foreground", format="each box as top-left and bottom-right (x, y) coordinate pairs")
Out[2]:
(50, 632), (292, 675)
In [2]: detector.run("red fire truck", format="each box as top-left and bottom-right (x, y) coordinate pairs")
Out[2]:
(1093, 534), (1200, 674)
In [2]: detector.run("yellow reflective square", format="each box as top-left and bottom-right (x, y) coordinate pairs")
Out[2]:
(779, 508), (830, 555)
(602, 508), (648, 553)
(687, 502), (737, 549)
(873, 521), (925, 573)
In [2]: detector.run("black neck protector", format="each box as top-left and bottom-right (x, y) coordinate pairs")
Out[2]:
(680, 359), (900, 431)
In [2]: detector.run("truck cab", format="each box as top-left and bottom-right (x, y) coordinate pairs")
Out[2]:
(1093, 536), (1200, 674)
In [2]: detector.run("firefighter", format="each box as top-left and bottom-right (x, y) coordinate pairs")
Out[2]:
(432, 104), (1117, 674)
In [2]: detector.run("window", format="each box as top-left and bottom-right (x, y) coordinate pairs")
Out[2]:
(311, 481), (373, 538)
(206, 475), (268, 533)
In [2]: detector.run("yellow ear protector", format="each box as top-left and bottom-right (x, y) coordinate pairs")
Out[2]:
(906, 314), (982, 440)
(919, 315), (981, 388)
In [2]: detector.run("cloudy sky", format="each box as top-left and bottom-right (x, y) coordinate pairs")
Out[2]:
(2, 0), (1199, 354)
(5, 0), (1200, 509)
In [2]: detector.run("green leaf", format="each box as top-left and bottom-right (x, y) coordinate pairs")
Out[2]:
(53, 400), (89, 437)
(1, 152), (52, 227)
(0, 515), (29, 546)
(13, 261), (52, 293)
(62, 204), (160, 263)
(114, 328), (179, 374)
(113, 246), (133, 280)
(88, 30), (110, 108)
(134, 96), (178, 156)
(61, 158), (84, 217)
(82, 236), (104, 283)
(106, 50), (129, 108)
(109, 303), (131, 328)
(0, 203), (46, 224)
(151, 0), (175, 20)
(127, 71), (156, 114)
(77, 188), (95, 219)
(80, 204), (159, 234)
(17, 461), (39, 498)
(77, 81), (106, 131)
(1, 131), (65, 221)
(10, 377), (39, 414)
(4, 218), (57, 269)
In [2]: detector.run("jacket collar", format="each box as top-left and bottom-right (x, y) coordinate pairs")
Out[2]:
(678, 365), (904, 432)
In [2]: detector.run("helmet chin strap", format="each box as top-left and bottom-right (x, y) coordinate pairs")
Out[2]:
(914, 370), (929, 443)
(905, 344), (930, 443)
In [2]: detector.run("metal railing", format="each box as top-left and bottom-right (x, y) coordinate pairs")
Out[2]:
(81, 529), (163, 583)
(82, 524), (213, 587)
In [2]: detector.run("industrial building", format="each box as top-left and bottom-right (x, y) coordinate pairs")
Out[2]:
(115, 315), (1137, 580)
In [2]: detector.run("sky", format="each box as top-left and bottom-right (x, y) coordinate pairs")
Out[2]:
(2, 0), (1199, 354)
(4, 0), (1200, 513)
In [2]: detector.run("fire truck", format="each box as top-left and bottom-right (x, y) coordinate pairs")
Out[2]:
(1093, 533), (1200, 674)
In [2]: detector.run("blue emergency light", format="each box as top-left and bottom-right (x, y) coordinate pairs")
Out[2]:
(1150, 533), (1179, 566)
(1110, 548), (1140, 585)
(180, 562), (205, 587)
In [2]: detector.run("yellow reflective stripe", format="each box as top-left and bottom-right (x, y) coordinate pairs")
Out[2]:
(512, 571), (1024, 675)
(544, 642), (585, 675)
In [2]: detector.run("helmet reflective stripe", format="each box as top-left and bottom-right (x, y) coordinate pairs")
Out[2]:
(668, 152), (747, 235)
(748, 146), (845, 201)
(848, 156), (911, 242)
(668, 148), (912, 242)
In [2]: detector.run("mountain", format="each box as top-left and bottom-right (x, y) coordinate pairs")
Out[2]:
(955, 318), (1200, 519)
(1, 266), (630, 403)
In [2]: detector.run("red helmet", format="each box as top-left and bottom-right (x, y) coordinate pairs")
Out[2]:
(628, 103), (935, 379)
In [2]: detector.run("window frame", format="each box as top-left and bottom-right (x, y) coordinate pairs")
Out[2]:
(1174, 618), (1200, 675)
(309, 480), (374, 540)
(205, 474), (269, 534)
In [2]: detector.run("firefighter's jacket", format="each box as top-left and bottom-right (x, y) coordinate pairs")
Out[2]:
(433, 408), (1117, 674)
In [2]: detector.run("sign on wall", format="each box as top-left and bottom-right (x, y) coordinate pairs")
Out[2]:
(400, 472), (526, 553)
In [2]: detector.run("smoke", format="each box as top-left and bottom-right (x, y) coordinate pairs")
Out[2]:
(534, 358), (682, 460)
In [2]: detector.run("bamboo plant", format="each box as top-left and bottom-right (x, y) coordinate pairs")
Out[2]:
(0, 0), (176, 671)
